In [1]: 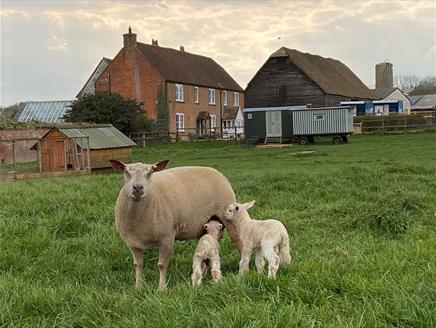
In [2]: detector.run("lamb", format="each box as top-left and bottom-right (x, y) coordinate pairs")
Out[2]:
(109, 159), (236, 291)
(191, 220), (224, 286)
(224, 200), (291, 278)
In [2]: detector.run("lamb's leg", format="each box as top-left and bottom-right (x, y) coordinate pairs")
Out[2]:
(263, 246), (280, 279)
(255, 249), (265, 273)
(157, 238), (174, 291)
(210, 257), (222, 282)
(130, 247), (143, 288)
(191, 257), (203, 286)
(239, 247), (252, 275)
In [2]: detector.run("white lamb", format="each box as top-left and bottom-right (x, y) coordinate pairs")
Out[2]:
(224, 201), (291, 278)
(191, 220), (224, 286)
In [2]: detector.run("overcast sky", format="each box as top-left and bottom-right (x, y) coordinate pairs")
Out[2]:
(1, 0), (435, 106)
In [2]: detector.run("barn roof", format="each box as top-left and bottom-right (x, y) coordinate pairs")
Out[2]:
(137, 43), (243, 91)
(17, 100), (72, 123)
(271, 47), (375, 99)
(58, 125), (136, 149)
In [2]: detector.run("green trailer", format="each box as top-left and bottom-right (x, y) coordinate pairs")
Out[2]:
(244, 106), (354, 144)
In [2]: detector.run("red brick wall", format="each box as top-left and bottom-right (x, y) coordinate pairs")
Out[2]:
(167, 83), (245, 133)
(0, 128), (50, 164)
(95, 47), (165, 119)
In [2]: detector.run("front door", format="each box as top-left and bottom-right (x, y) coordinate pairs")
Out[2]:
(196, 120), (205, 136)
(266, 111), (282, 137)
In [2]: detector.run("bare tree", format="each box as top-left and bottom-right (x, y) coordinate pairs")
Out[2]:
(394, 75), (421, 94)
(409, 76), (436, 95)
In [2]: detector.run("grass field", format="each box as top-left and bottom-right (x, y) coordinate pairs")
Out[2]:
(1, 132), (435, 327)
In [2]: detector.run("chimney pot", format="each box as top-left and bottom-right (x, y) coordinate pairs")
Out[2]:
(152, 39), (159, 46)
(180, 45), (185, 52)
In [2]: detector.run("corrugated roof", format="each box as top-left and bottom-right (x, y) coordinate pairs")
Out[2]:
(59, 125), (136, 149)
(244, 105), (307, 112)
(17, 100), (72, 123)
(270, 47), (375, 99)
(137, 42), (243, 91)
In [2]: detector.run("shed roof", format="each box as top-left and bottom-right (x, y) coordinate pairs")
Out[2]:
(17, 100), (72, 123)
(223, 107), (240, 120)
(372, 87), (398, 99)
(244, 105), (307, 112)
(270, 47), (375, 99)
(58, 125), (136, 149)
(137, 43), (243, 91)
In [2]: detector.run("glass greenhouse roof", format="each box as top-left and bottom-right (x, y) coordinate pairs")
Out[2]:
(17, 100), (72, 123)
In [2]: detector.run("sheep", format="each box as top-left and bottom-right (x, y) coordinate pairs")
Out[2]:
(191, 220), (224, 286)
(109, 159), (236, 291)
(224, 200), (291, 278)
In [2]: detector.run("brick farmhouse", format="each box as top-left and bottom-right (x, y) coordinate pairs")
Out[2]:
(81, 29), (244, 135)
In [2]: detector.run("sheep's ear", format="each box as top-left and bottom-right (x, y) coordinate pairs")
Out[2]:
(242, 200), (255, 210)
(109, 159), (126, 171)
(152, 160), (169, 172)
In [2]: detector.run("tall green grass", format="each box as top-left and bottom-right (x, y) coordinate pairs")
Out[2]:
(1, 132), (435, 327)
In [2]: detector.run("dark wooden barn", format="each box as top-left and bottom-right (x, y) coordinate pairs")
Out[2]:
(245, 47), (375, 108)
(30, 124), (136, 172)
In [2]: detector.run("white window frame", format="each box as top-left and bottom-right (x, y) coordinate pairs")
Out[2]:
(208, 88), (216, 105)
(175, 84), (184, 102)
(210, 114), (216, 130)
(194, 86), (199, 104)
(223, 91), (227, 106)
(233, 92), (239, 107)
(176, 112), (184, 131)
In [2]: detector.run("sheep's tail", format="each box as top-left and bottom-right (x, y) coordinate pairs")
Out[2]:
(279, 232), (291, 266)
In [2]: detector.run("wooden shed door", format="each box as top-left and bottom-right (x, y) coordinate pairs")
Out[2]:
(266, 111), (282, 137)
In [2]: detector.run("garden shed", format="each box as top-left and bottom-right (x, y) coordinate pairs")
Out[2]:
(31, 124), (136, 171)
(244, 106), (354, 144)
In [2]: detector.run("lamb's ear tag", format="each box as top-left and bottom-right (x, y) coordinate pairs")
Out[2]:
(152, 164), (158, 170)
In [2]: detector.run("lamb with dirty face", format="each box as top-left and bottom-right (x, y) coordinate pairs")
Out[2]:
(191, 220), (225, 286)
(110, 159), (236, 290)
(224, 200), (291, 278)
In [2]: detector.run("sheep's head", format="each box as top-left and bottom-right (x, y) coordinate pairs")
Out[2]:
(109, 159), (169, 201)
(224, 200), (255, 221)
(204, 220), (225, 240)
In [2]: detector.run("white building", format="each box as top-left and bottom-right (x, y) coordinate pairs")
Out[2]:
(372, 87), (411, 114)
(222, 107), (244, 138)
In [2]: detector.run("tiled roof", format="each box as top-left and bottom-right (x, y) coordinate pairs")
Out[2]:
(137, 43), (243, 91)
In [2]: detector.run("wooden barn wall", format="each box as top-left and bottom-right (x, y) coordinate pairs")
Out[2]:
(245, 57), (327, 108)
(90, 147), (132, 169)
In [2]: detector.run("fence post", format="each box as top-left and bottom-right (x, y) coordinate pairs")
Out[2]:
(143, 132), (146, 148)
(86, 137), (91, 170)
(12, 140), (16, 174)
(176, 128), (179, 142)
(234, 125), (237, 139)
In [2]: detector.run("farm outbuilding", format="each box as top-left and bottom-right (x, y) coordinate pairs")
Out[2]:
(244, 106), (354, 144)
(30, 124), (136, 171)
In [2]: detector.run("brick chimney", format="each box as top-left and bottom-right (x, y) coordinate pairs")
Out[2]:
(180, 45), (185, 52)
(123, 26), (137, 49)
(152, 39), (159, 46)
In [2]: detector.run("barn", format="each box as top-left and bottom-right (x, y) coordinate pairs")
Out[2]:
(245, 47), (375, 108)
(31, 124), (135, 171)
